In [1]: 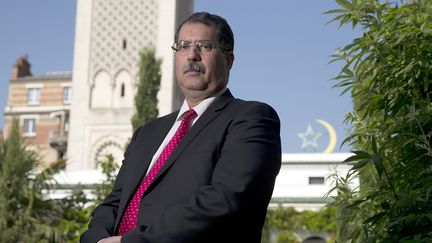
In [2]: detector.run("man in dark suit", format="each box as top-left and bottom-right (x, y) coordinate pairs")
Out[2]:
(81, 12), (281, 243)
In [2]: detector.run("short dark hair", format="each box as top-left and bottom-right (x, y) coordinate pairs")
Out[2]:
(174, 12), (234, 53)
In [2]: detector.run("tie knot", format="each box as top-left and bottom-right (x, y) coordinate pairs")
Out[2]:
(183, 109), (197, 122)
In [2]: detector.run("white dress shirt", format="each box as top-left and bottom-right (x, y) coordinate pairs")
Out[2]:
(145, 87), (227, 175)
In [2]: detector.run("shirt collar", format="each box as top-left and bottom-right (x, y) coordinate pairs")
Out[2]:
(177, 87), (227, 121)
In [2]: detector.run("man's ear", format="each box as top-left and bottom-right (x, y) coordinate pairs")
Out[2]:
(226, 52), (235, 70)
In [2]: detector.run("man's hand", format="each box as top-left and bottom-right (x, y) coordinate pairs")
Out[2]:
(97, 236), (121, 243)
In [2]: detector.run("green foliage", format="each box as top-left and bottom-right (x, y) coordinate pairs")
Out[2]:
(131, 46), (162, 131)
(327, 0), (432, 241)
(276, 230), (301, 243)
(56, 187), (92, 243)
(262, 206), (335, 242)
(0, 119), (120, 242)
(0, 119), (62, 242)
(93, 154), (119, 204)
(58, 154), (119, 242)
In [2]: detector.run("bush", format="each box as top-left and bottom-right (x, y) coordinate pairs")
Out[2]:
(326, 0), (432, 241)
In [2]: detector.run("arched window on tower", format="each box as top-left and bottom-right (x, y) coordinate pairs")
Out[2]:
(91, 70), (111, 108)
(113, 70), (133, 108)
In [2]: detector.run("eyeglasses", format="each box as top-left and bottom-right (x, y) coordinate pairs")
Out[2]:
(171, 40), (229, 55)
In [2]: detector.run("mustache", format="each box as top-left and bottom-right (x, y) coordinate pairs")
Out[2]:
(183, 62), (206, 74)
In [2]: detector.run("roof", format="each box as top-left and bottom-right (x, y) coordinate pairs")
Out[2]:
(13, 71), (72, 81)
(282, 153), (352, 164)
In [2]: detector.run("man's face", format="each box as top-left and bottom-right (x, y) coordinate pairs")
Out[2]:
(175, 22), (234, 104)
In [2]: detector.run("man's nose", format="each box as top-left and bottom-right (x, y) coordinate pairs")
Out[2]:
(187, 46), (201, 61)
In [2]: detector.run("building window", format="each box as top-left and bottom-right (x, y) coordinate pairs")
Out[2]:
(122, 39), (127, 50)
(23, 118), (36, 136)
(63, 86), (72, 104)
(27, 88), (40, 105)
(120, 83), (125, 97)
(308, 176), (325, 185)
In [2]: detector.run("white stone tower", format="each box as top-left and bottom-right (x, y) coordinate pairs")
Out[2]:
(67, 0), (193, 170)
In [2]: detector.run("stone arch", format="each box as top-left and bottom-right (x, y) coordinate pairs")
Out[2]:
(113, 69), (134, 108)
(91, 70), (112, 108)
(303, 236), (326, 243)
(90, 135), (126, 168)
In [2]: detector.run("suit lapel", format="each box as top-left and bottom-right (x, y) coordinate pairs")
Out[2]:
(121, 112), (178, 207)
(115, 112), (179, 231)
(145, 90), (235, 192)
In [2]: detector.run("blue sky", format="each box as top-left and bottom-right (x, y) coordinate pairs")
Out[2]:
(0, 1), (359, 153)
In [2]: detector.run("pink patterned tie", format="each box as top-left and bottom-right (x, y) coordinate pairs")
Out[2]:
(117, 109), (197, 235)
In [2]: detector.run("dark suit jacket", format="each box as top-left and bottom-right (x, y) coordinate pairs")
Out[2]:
(80, 90), (281, 243)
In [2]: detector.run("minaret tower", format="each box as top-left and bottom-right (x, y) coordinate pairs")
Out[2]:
(67, 0), (193, 170)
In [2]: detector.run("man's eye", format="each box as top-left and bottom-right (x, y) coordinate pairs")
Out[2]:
(200, 43), (213, 51)
(179, 43), (190, 50)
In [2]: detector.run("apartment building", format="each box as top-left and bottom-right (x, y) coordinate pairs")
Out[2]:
(3, 56), (71, 167)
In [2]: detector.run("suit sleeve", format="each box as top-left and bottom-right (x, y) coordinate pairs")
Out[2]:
(80, 127), (142, 243)
(122, 102), (282, 242)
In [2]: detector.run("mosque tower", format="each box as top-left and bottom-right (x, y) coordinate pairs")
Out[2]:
(67, 0), (193, 170)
